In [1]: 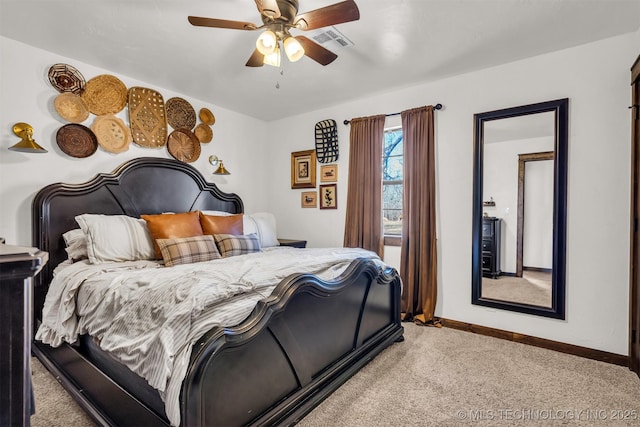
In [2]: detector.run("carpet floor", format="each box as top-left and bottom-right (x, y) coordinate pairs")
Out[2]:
(31, 324), (640, 426)
(481, 270), (552, 307)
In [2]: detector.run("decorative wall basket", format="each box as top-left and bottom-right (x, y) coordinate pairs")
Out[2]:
(48, 63), (86, 95)
(56, 124), (98, 158)
(91, 114), (132, 153)
(315, 119), (338, 163)
(194, 123), (213, 143)
(128, 86), (168, 148)
(167, 128), (201, 163)
(81, 74), (128, 115)
(166, 97), (196, 130)
(53, 92), (90, 123)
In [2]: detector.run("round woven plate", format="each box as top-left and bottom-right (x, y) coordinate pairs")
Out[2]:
(166, 97), (196, 130)
(91, 114), (132, 153)
(48, 63), (86, 95)
(167, 128), (201, 163)
(199, 107), (215, 126)
(56, 124), (98, 158)
(54, 92), (90, 123)
(194, 123), (213, 143)
(81, 74), (128, 115)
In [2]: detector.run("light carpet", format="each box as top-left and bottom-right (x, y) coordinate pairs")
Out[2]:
(31, 324), (640, 426)
(481, 270), (552, 308)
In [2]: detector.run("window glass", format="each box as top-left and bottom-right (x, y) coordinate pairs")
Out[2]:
(383, 128), (403, 236)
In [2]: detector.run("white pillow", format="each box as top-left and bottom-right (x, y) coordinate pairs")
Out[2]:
(62, 228), (88, 261)
(200, 210), (231, 216)
(247, 212), (278, 248)
(200, 210), (279, 248)
(75, 214), (155, 264)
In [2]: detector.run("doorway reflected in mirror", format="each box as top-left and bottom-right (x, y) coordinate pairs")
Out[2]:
(472, 98), (568, 319)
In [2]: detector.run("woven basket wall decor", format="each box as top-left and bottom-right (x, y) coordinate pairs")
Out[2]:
(166, 97), (196, 130)
(199, 108), (215, 126)
(53, 92), (90, 123)
(315, 119), (339, 163)
(81, 74), (128, 115)
(128, 86), (168, 148)
(56, 124), (98, 158)
(194, 123), (213, 143)
(48, 63), (86, 95)
(167, 128), (201, 163)
(91, 114), (132, 154)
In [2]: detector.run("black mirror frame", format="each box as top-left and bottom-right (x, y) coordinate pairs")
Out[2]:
(472, 98), (569, 319)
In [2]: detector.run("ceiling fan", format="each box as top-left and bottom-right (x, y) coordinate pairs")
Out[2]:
(188, 0), (360, 67)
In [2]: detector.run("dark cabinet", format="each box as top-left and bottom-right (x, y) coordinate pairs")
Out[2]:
(0, 245), (48, 427)
(482, 217), (501, 279)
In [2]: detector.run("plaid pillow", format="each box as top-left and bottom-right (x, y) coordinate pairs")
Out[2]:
(156, 235), (221, 267)
(214, 233), (262, 258)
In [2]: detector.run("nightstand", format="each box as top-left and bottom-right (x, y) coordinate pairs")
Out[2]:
(0, 245), (48, 426)
(277, 239), (307, 248)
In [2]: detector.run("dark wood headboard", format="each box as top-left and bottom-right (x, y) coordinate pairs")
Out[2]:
(31, 157), (244, 317)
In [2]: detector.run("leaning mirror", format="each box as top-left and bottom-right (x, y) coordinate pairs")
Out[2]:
(472, 98), (568, 319)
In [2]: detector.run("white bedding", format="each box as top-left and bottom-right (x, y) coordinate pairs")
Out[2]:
(35, 246), (381, 426)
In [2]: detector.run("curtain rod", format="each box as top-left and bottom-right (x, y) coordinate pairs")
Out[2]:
(343, 103), (442, 125)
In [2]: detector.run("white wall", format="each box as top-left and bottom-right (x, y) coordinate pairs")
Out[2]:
(0, 37), (270, 246)
(266, 32), (638, 355)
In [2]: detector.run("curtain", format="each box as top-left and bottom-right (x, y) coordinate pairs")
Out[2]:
(400, 106), (438, 325)
(343, 115), (386, 258)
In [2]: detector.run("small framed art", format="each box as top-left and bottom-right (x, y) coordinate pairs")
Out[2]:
(301, 191), (317, 208)
(320, 184), (337, 209)
(291, 150), (316, 189)
(320, 164), (338, 182)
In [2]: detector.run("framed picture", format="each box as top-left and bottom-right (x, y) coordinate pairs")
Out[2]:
(291, 150), (316, 189)
(320, 164), (338, 182)
(301, 191), (317, 208)
(319, 184), (337, 209)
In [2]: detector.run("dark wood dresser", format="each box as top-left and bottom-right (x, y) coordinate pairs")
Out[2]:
(481, 217), (501, 279)
(0, 245), (48, 427)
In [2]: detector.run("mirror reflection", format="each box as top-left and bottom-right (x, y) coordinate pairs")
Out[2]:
(472, 98), (568, 319)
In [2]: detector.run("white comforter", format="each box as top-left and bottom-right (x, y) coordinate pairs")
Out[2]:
(35, 246), (380, 426)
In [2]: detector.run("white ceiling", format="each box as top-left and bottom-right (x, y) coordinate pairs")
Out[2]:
(1, 0), (639, 121)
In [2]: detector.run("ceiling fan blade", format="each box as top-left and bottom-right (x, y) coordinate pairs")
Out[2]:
(295, 36), (338, 66)
(255, 0), (281, 19)
(246, 48), (265, 67)
(188, 16), (257, 31)
(294, 0), (360, 31)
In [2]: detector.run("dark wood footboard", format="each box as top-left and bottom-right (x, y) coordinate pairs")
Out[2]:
(182, 257), (403, 426)
(32, 257), (402, 427)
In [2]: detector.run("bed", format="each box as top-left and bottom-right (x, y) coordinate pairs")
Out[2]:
(31, 157), (404, 426)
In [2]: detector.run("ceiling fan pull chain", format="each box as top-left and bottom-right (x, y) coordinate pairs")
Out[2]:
(276, 65), (285, 89)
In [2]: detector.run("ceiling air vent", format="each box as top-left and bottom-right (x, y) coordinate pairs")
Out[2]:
(308, 26), (354, 51)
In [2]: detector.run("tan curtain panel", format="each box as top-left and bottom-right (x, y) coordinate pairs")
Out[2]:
(400, 106), (438, 325)
(343, 115), (386, 258)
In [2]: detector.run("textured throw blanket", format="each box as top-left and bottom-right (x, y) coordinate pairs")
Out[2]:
(36, 247), (380, 426)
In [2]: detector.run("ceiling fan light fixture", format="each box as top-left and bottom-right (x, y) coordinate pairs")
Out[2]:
(256, 30), (278, 55)
(263, 43), (281, 67)
(284, 36), (305, 62)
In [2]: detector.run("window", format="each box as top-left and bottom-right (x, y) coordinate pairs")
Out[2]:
(383, 127), (403, 241)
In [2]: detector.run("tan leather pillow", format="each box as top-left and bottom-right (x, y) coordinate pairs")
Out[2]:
(141, 211), (204, 259)
(199, 213), (244, 236)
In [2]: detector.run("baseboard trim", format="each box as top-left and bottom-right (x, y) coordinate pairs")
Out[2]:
(439, 318), (629, 367)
